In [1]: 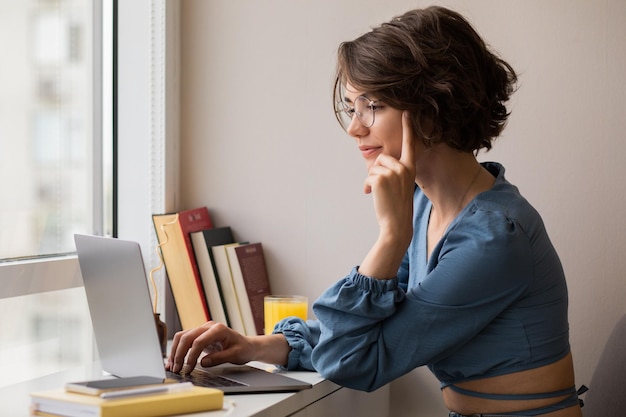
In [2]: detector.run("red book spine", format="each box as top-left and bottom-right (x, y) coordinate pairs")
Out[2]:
(176, 207), (213, 320)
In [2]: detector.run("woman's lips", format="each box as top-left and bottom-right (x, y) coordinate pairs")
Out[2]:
(359, 145), (383, 159)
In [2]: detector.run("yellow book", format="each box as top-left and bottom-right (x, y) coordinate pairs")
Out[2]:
(152, 207), (213, 329)
(30, 386), (223, 417)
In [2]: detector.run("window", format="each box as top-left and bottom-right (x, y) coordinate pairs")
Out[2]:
(0, 0), (112, 384)
(0, 0), (113, 261)
(0, 0), (180, 385)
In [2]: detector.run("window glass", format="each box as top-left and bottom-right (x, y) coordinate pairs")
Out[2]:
(0, 0), (111, 260)
(0, 287), (93, 387)
(0, 0), (111, 385)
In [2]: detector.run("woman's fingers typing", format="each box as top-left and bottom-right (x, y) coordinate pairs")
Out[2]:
(166, 322), (255, 373)
(167, 322), (215, 373)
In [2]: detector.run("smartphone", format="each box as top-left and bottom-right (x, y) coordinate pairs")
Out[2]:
(65, 376), (173, 395)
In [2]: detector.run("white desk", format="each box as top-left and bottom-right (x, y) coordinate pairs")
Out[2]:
(1, 361), (390, 416)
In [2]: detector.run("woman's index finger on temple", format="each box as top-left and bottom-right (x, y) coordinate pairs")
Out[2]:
(400, 111), (415, 168)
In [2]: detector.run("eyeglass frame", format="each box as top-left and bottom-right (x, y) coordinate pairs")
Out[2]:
(334, 94), (382, 131)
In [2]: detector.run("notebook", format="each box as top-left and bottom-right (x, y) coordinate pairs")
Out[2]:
(73, 234), (312, 394)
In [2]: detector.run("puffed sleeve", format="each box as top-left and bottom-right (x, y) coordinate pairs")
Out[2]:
(273, 251), (411, 372)
(311, 208), (535, 392)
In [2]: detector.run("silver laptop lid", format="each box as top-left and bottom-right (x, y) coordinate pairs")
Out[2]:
(74, 234), (166, 379)
(74, 234), (312, 394)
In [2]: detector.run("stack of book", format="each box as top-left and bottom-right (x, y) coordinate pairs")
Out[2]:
(30, 379), (223, 417)
(153, 206), (272, 336)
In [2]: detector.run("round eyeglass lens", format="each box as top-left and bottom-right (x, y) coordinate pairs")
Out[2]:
(354, 96), (375, 127)
(335, 96), (376, 130)
(335, 100), (352, 130)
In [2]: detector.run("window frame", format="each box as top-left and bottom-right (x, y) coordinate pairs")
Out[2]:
(0, 0), (107, 299)
(0, 0), (180, 312)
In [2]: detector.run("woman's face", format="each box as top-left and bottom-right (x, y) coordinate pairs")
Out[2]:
(342, 83), (404, 170)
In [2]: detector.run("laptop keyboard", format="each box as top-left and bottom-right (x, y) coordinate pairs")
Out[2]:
(166, 369), (247, 388)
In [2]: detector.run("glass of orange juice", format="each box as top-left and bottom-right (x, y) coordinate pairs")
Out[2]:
(264, 295), (308, 335)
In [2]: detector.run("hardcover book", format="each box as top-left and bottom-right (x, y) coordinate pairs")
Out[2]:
(227, 242), (272, 336)
(211, 242), (246, 335)
(152, 206), (213, 329)
(191, 226), (235, 326)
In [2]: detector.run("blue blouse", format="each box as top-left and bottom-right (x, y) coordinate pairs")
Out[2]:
(274, 162), (570, 392)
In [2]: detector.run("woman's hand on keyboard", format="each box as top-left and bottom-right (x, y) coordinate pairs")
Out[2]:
(166, 321), (255, 373)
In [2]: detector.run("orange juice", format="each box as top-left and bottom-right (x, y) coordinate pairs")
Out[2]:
(264, 295), (308, 335)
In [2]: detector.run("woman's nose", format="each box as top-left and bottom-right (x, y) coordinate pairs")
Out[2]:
(346, 116), (368, 137)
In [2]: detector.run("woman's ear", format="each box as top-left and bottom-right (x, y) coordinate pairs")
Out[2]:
(409, 111), (436, 148)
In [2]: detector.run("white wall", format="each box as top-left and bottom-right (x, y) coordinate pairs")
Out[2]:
(178, 1), (626, 415)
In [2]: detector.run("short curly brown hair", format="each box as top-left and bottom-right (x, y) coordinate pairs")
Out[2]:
(333, 6), (518, 153)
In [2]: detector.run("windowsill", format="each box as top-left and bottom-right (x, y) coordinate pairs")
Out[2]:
(0, 255), (82, 299)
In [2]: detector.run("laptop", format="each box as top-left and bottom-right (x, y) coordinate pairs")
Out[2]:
(73, 234), (311, 394)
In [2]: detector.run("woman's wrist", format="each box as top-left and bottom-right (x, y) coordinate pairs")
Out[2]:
(249, 333), (290, 367)
(358, 233), (408, 279)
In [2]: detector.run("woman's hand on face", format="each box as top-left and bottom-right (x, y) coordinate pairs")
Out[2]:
(364, 111), (416, 241)
(166, 321), (255, 373)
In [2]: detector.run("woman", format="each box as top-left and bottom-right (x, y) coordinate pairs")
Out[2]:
(167, 7), (583, 416)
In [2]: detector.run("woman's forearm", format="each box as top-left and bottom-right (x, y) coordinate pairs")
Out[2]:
(358, 233), (409, 279)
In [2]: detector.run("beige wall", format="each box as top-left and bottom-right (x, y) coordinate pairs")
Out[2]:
(179, 1), (626, 415)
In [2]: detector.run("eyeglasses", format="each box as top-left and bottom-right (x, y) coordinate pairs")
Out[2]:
(335, 95), (381, 130)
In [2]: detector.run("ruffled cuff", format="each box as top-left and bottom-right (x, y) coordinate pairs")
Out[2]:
(273, 317), (319, 371)
(350, 266), (400, 293)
